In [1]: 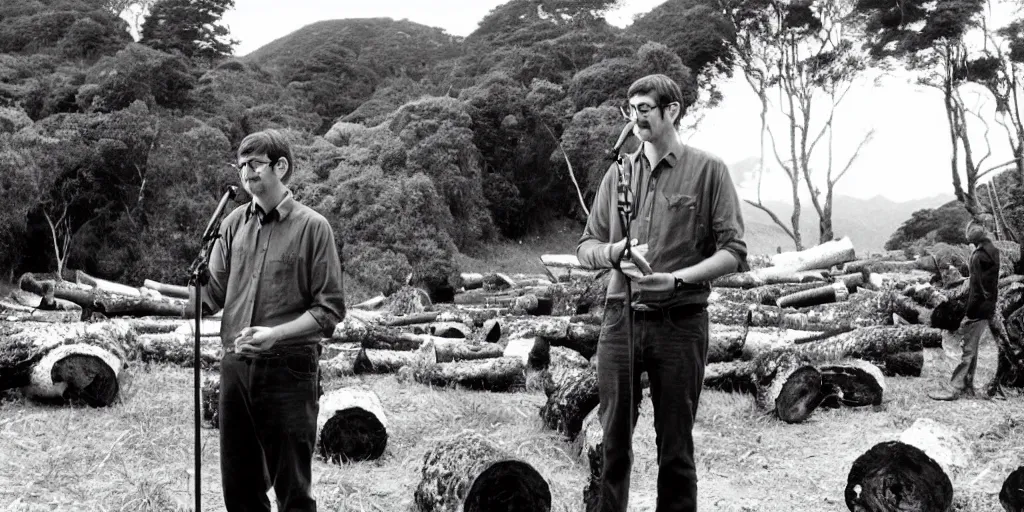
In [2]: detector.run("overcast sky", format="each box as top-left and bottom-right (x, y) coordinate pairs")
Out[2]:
(216, 0), (1015, 204)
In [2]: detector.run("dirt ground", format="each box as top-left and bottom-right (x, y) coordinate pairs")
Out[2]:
(0, 334), (1021, 511)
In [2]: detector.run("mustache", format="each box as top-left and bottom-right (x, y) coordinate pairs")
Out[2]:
(637, 121), (651, 129)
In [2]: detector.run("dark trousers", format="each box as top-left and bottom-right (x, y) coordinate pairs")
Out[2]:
(950, 317), (1000, 392)
(219, 344), (321, 512)
(596, 299), (709, 512)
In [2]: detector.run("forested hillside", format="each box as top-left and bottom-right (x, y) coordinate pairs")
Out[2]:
(1, 0), (1022, 303)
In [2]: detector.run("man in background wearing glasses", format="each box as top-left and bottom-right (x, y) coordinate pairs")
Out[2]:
(577, 74), (748, 512)
(191, 129), (346, 511)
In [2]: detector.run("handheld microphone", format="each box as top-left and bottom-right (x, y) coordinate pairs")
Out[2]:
(610, 120), (636, 159)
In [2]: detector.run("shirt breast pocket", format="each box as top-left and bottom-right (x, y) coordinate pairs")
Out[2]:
(263, 252), (298, 306)
(661, 192), (705, 246)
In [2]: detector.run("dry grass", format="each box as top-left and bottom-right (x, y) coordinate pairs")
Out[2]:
(0, 342), (1021, 511)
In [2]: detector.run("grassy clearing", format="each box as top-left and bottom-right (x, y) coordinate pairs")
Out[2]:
(0, 344), (1021, 511)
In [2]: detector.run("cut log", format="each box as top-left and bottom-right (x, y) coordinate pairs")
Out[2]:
(845, 441), (953, 512)
(502, 337), (550, 370)
(75, 270), (141, 297)
(1, 321), (133, 393)
(354, 347), (435, 374)
(319, 343), (360, 378)
(1002, 466), (1024, 512)
(414, 432), (551, 512)
(429, 322), (471, 339)
(133, 333), (221, 369)
(742, 327), (823, 358)
(201, 375), (219, 428)
(711, 267), (828, 289)
(316, 388), (388, 463)
(412, 357), (527, 392)
(748, 290), (889, 331)
(24, 343), (123, 407)
(430, 338), (505, 363)
(459, 273), (484, 290)
(776, 282), (851, 309)
(707, 300), (754, 326)
(20, 273), (186, 318)
(770, 236), (856, 271)
(816, 359), (885, 408)
(577, 407), (603, 512)
(708, 323), (747, 363)
(549, 345), (590, 370)
(143, 279), (190, 300)
(548, 272), (611, 316)
(898, 418), (971, 479)
(539, 366), (599, 440)
(540, 254), (601, 282)
(712, 282), (833, 306)
(754, 352), (821, 423)
(351, 294), (386, 310)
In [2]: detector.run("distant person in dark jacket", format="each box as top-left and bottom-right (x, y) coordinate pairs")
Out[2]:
(929, 220), (1001, 401)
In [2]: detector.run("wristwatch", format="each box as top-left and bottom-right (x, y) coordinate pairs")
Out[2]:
(674, 276), (686, 291)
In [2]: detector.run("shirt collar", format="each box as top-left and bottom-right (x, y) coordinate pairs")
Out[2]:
(634, 141), (683, 171)
(245, 190), (295, 224)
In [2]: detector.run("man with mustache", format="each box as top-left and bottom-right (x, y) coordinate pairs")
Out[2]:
(191, 129), (346, 511)
(930, 219), (1004, 401)
(577, 74), (748, 512)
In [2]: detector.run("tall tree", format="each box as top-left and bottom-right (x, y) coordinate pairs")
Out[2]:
(139, 0), (236, 63)
(719, 0), (872, 249)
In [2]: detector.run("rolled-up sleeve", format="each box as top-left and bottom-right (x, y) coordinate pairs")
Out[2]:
(307, 219), (346, 337)
(709, 161), (750, 273)
(577, 164), (619, 270)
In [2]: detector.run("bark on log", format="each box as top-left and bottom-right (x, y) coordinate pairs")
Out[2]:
(459, 273), (484, 290)
(1002, 466), (1024, 512)
(541, 254), (602, 282)
(539, 366), (599, 440)
(202, 375), (219, 428)
(845, 441), (953, 512)
(411, 357), (527, 392)
(770, 236), (857, 271)
(354, 347), (435, 374)
(502, 337), (550, 370)
(742, 327), (824, 358)
(748, 290), (889, 331)
(897, 418), (971, 480)
(429, 322), (471, 339)
(754, 352), (821, 423)
(413, 432), (551, 512)
(143, 279), (190, 300)
(316, 388), (388, 463)
(549, 346), (590, 370)
(75, 270), (141, 297)
(708, 324), (747, 363)
(711, 268), (829, 289)
(319, 343), (360, 378)
(430, 338), (505, 363)
(843, 259), (923, 274)
(20, 273), (186, 318)
(577, 407), (603, 512)
(133, 333), (221, 369)
(776, 282), (851, 309)
(712, 281), (838, 306)
(816, 359), (885, 408)
(707, 300), (754, 326)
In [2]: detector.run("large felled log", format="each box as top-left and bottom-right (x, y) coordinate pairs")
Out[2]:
(771, 236), (856, 270)
(316, 388), (388, 463)
(708, 323), (747, 363)
(133, 333), (221, 369)
(1002, 466), (1024, 512)
(748, 290), (889, 331)
(539, 366), (598, 440)
(708, 300), (754, 326)
(75, 270), (141, 297)
(755, 352), (821, 423)
(502, 337), (550, 369)
(540, 254), (601, 282)
(20, 273), (186, 318)
(319, 343), (360, 378)
(845, 441), (953, 512)
(414, 432), (551, 512)
(711, 267), (828, 289)
(142, 279), (189, 300)
(430, 338), (505, 363)
(354, 347), (435, 374)
(411, 357), (527, 392)
(742, 327), (824, 358)
(712, 282), (824, 305)
(816, 359), (886, 408)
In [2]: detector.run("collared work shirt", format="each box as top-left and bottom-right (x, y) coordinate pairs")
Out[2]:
(577, 142), (749, 308)
(198, 191), (346, 348)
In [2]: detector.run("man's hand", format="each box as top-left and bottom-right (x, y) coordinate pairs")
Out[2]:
(234, 326), (278, 353)
(634, 272), (676, 294)
(610, 238), (629, 268)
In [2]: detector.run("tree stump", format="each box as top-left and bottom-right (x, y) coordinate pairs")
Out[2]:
(539, 366), (599, 440)
(414, 432), (551, 512)
(316, 388), (388, 463)
(845, 441), (953, 512)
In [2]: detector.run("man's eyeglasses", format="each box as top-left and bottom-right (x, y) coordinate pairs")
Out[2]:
(233, 159), (271, 172)
(627, 102), (677, 118)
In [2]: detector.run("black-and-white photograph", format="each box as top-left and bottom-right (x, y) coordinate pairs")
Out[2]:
(1, 0), (1023, 510)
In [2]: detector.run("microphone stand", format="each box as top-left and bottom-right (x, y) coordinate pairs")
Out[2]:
(187, 185), (238, 512)
(609, 118), (638, 444)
